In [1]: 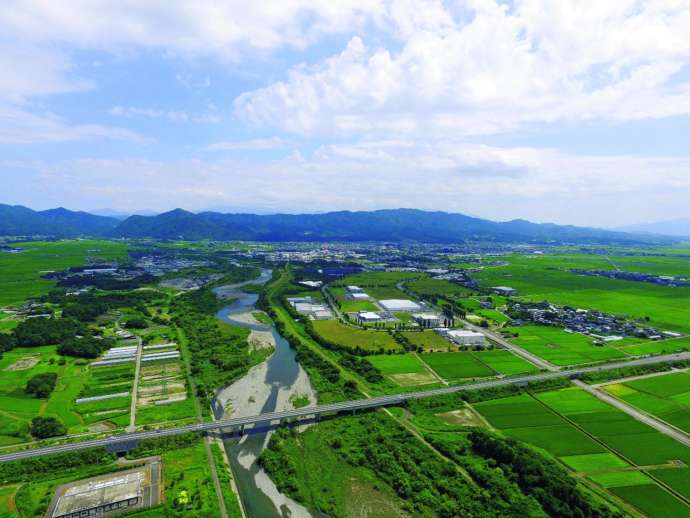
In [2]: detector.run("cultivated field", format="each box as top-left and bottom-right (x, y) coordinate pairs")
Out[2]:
(473, 387), (690, 517)
(505, 325), (628, 366)
(603, 371), (690, 434)
(473, 253), (690, 334)
(311, 320), (402, 353)
(0, 240), (129, 307)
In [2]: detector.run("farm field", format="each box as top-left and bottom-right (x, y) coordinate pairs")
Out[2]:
(505, 325), (628, 366)
(0, 240), (129, 307)
(368, 353), (437, 386)
(473, 388), (690, 517)
(472, 350), (539, 376)
(311, 320), (402, 353)
(474, 253), (690, 334)
(603, 371), (690, 434)
(420, 352), (494, 381)
(406, 278), (475, 299)
(400, 330), (453, 351)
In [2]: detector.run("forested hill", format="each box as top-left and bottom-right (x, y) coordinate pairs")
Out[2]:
(0, 204), (120, 237)
(0, 204), (674, 244)
(111, 208), (669, 245)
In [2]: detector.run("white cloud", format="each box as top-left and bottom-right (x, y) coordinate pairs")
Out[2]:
(5, 140), (690, 226)
(0, 1), (386, 59)
(206, 137), (286, 151)
(235, 0), (690, 137)
(0, 105), (151, 144)
(109, 106), (221, 124)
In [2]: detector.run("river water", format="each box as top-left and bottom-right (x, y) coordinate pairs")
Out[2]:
(212, 269), (318, 518)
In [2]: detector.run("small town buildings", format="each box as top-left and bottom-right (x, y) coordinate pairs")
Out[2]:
(412, 313), (442, 327)
(445, 329), (486, 347)
(379, 299), (422, 312)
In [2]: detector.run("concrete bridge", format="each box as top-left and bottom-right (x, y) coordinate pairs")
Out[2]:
(1, 352), (688, 463)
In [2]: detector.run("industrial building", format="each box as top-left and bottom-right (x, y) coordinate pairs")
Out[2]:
(46, 462), (160, 518)
(379, 299), (422, 312)
(444, 329), (487, 347)
(357, 311), (382, 323)
(412, 313), (442, 327)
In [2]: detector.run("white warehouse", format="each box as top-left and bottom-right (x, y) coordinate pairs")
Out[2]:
(379, 299), (421, 312)
(446, 330), (486, 347)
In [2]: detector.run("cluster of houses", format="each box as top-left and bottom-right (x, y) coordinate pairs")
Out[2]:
(571, 269), (690, 288)
(287, 296), (334, 320)
(506, 301), (680, 342)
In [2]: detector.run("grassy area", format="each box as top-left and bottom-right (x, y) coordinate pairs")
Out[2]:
(368, 353), (437, 387)
(399, 330), (453, 351)
(311, 320), (401, 353)
(473, 387), (690, 516)
(603, 371), (690, 434)
(0, 240), (129, 307)
(472, 349), (540, 376)
(420, 352), (494, 380)
(0, 345), (107, 442)
(474, 253), (690, 334)
(506, 325), (627, 366)
(406, 278), (475, 299)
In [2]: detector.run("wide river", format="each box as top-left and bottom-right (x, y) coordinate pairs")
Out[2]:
(212, 269), (320, 518)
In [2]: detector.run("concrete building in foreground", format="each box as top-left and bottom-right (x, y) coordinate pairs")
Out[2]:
(47, 461), (161, 518)
(445, 329), (487, 347)
(379, 299), (422, 312)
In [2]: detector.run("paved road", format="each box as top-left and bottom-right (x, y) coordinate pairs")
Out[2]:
(1, 352), (688, 463)
(462, 319), (559, 372)
(574, 380), (690, 448)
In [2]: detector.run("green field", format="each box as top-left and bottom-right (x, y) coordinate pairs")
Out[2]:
(311, 320), (401, 353)
(400, 330), (452, 351)
(406, 278), (475, 299)
(368, 353), (437, 386)
(420, 352), (494, 380)
(603, 371), (690, 434)
(506, 325), (627, 366)
(473, 387), (690, 516)
(0, 240), (129, 307)
(474, 253), (690, 333)
(472, 350), (539, 376)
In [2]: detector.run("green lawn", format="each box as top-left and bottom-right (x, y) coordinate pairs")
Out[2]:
(311, 320), (402, 353)
(472, 350), (539, 376)
(420, 352), (494, 380)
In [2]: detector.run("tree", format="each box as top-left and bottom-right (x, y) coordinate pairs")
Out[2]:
(25, 372), (58, 398)
(30, 416), (66, 439)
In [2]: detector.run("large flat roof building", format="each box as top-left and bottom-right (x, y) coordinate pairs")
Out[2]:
(358, 311), (382, 322)
(379, 299), (422, 312)
(446, 329), (486, 347)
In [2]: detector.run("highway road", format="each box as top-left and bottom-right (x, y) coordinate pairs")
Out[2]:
(1, 352), (688, 463)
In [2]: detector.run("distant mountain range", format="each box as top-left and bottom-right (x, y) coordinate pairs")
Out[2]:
(0, 203), (677, 245)
(0, 205), (120, 237)
(617, 218), (690, 238)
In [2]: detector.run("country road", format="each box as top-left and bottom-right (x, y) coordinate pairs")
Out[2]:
(1, 352), (688, 463)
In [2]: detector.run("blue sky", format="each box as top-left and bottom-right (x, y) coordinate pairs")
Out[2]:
(2, 0), (690, 227)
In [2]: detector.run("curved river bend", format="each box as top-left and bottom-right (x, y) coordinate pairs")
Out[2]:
(212, 269), (320, 518)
